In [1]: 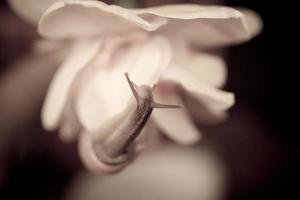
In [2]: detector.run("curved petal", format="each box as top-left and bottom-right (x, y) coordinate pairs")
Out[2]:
(133, 4), (262, 48)
(135, 120), (164, 150)
(184, 53), (227, 88)
(38, 0), (167, 39)
(59, 115), (81, 142)
(152, 90), (201, 145)
(169, 39), (227, 88)
(76, 36), (172, 131)
(32, 39), (71, 54)
(59, 97), (81, 142)
(182, 91), (228, 125)
(161, 64), (234, 111)
(238, 8), (263, 38)
(8, 0), (65, 24)
(133, 4), (242, 19)
(41, 39), (102, 131)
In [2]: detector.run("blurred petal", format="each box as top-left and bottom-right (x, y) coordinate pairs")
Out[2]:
(59, 97), (81, 142)
(184, 53), (227, 88)
(77, 36), (172, 131)
(133, 4), (241, 19)
(41, 39), (102, 131)
(133, 4), (262, 48)
(182, 91), (228, 125)
(32, 39), (71, 54)
(39, 1), (166, 39)
(152, 90), (201, 145)
(162, 64), (234, 111)
(8, 0), (64, 24)
(143, 0), (226, 7)
(59, 117), (81, 142)
(169, 39), (227, 88)
(238, 8), (263, 38)
(135, 120), (164, 150)
(66, 145), (225, 200)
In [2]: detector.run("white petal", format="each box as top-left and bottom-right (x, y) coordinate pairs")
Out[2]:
(32, 39), (70, 54)
(135, 120), (164, 150)
(182, 92), (228, 125)
(41, 39), (102, 131)
(184, 53), (227, 88)
(59, 116), (81, 142)
(38, 0), (166, 39)
(152, 91), (201, 145)
(8, 0), (61, 24)
(59, 97), (81, 142)
(77, 36), (172, 131)
(162, 64), (234, 111)
(169, 40), (227, 88)
(133, 4), (242, 19)
(133, 4), (263, 48)
(238, 8), (263, 38)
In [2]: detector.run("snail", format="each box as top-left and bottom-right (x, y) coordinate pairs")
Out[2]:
(93, 73), (180, 167)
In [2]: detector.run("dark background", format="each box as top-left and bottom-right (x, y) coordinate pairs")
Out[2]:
(226, 0), (296, 199)
(0, 0), (296, 200)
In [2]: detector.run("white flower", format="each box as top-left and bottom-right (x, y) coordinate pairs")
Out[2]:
(8, 0), (262, 172)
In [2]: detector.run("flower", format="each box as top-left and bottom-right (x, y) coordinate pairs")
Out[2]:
(9, 0), (262, 173)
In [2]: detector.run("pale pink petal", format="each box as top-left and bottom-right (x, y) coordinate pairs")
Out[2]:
(182, 91), (228, 125)
(169, 40), (227, 88)
(133, 4), (262, 48)
(184, 53), (227, 88)
(161, 64), (234, 111)
(152, 90), (201, 145)
(32, 39), (71, 54)
(133, 4), (242, 20)
(76, 36), (172, 131)
(59, 115), (81, 142)
(38, 1), (166, 40)
(41, 39), (102, 131)
(238, 8), (263, 38)
(74, 36), (145, 134)
(135, 120), (164, 151)
(59, 97), (81, 142)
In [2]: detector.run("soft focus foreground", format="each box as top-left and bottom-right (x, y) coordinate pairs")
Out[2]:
(0, 1), (293, 200)
(66, 145), (225, 200)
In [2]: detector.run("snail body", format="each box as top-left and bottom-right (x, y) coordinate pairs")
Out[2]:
(94, 73), (179, 167)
